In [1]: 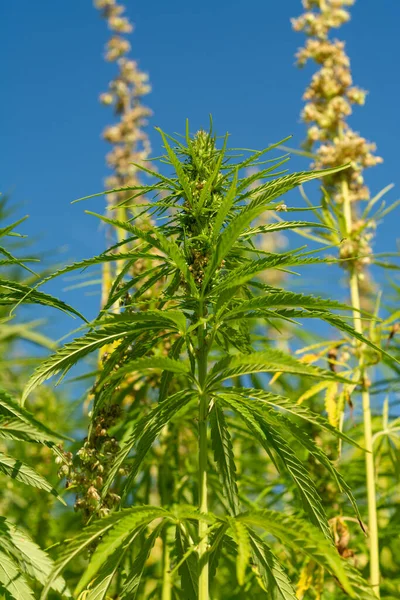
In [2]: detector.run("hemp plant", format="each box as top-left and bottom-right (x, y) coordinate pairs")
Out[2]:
(293, 1), (399, 596)
(24, 124), (394, 599)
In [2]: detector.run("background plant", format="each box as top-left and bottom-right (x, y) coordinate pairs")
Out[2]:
(291, 0), (400, 597)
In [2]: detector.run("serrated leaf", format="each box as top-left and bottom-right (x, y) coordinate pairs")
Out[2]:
(102, 355), (191, 386)
(248, 531), (297, 600)
(103, 390), (194, 499)
(228, 518), (251, 586)
(209, 403), (240, 516)
(0, 278), (86, 321)
(0, 452), (65, 503)
(207, 349), (349, 389)
(0, 388), (66, 444)
(75, 507), (166, 595)
(175, 526), (198, 600)
(22, 315), (181, 403)
(218, 394), (331, 538)
(0, 517), (70, 596)
(120, 523), (165, 599)
(0, 550), (34, 600)
(237, 510), (354, 597)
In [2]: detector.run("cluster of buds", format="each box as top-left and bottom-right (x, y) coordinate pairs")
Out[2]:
(94, 0), (152, 207)
(339, 218), (375, 274)
(293, 0), (382, 207)
(56, 405), (123, 520)
(188, 249), (209, 287)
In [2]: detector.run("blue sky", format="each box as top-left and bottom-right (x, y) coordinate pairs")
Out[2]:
(1, 0), (400, 333)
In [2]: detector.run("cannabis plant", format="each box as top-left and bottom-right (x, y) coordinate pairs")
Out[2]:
(293, 1), (400, 595)
(24, 124), (396, 599)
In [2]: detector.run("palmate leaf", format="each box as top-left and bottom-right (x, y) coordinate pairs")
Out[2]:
(175, 526), (198, 600)
(0, 278), (86, 321)
(211, 168), (238, 242)
(202, 165), (347, 290)
(211, 252), (327, 297)
(236, 510), (354, 597)
(82, 551), (124, 600)
(100, 355), (191, 387)
(218, 394), (331, 539)
(0, 550), (35, 600)
(157, 128), (194, 206)
(239, 220), (334, 239)
(0, 452), (65, 504)
(227, 518), (251, 586)
(221, 288), (363, 319)
(209, 402), (240, 516)
(0, 387), (67, 444)
(119, 523), (166, 599)
(86, 211), (198, 295)
(75, 507), (166, 595)
(226, 387), (361, 448)
(22, 313), (183, 403)
(207, 348), (350, 390)
(40, 507), (165, 600)
(103, 390), (195, 499)
(0, 517), (70, 597)
(248, 531), (298, 600)
(220, 389), (363, 529)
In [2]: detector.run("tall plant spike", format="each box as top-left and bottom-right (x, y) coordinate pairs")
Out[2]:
(293, 0), (384, 594)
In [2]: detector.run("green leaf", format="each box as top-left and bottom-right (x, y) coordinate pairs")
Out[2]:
(22, 315), (181, 403)
(221, 388), (363, 530)
(175, 526), (198, 600)
(221, 288), (362, 320)
(0, 278), (86, 321)
(0, 452), (65, 504)
(157, 127), (194, 206)
(237, 510), (354, 597)
(207, 349), (349, 389)
(101, 355), (191, 386)
(225, 387), (361, 449)
(239, 220), (334, 239)
(209, 403), (240, 516)
(218, 394), (331, 538)
(120, 523), (165, 599)
(41, 507), (167, 600)
(86, 211), (198, 295)
(0, 388), (67, 444)
(227, 518), (251, 586)
(103, 390), (194, 499)
(0, 550), (34, 600)
(211, 168), (238, 242)
(212, 252), (325, 296)
(75, 507), (166, 595)
(204, 166), (346, 287)
(248, 531), (297, 599)
(0, 517), (70, 597)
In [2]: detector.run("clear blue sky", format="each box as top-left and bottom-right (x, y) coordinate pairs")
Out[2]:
(1, 0), (400, 331)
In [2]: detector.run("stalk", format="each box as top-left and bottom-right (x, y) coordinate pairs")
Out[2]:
(342, 179), (380, 596)
(197, 301), (209, 600)
(161, 532), (172, 600)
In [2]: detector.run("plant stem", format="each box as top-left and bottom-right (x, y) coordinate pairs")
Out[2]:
(342, 179), (380, 597)
(162, 531), (172, 600)
(197, 301), (209, 600)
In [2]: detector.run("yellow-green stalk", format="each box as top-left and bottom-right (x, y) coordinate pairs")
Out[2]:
(293, 0), (382, 594)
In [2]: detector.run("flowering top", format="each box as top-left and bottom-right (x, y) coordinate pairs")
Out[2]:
(94, 0), (152, 198)
(293, 0), (382, 205)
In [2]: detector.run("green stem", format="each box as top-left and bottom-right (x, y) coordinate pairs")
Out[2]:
(342, 179), (380, 597)
(162, 531), (172, 600)
(197, 301), (209, 600)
